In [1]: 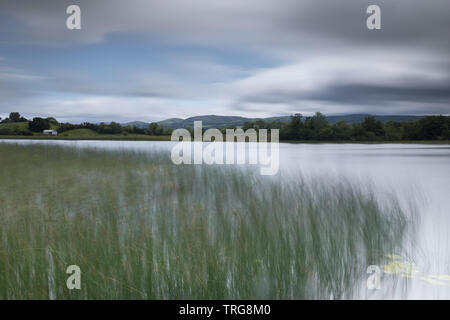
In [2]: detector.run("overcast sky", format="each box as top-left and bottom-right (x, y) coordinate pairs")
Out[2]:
(0, 0), (449, 123)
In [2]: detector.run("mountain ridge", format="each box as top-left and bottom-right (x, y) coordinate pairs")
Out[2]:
(123, 114), (428, 129)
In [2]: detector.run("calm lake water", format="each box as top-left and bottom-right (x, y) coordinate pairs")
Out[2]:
(2, 139), (450, 299)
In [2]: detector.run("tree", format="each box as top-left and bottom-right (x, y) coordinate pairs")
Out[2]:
(109, 122), (122, 134)
(9, 112), (21, 122)
(28, 117), (50, 132)
(148, 122), (163, 136)
(402, 121), (420, 140)
(310, 112), (328, 131)
(45, 117), (59, 125)
(385, 121), (403, 141)
(286, 113), (303, 140)
(419, 116), (447, 140)
(306, 112), (329, 139)
(332, 121), (352, 140)
(362, 116), (385, 137)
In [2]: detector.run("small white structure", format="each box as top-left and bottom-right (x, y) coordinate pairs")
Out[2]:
(43, 130), (58, 136)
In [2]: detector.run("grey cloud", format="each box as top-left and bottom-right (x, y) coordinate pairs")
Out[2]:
(1, 0), (450, 119)
(226, 48), (450, 115)
(1, 0), (449, 51)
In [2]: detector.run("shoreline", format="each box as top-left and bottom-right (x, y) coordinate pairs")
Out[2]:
(0, 135), (449, 144)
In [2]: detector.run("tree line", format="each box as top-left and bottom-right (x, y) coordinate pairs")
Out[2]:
(0, 112), (171, 136)
(241, 112), (450, 141)
(1, 111), (449, 141)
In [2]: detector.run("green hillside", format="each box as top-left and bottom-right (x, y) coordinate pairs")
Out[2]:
(0, 121), (30, 131)
(0, 121), (59, 135)
(59, 128), (100, 137)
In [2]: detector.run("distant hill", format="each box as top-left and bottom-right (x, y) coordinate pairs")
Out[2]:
(155, 114), (427, 129)
(157, 115), (256, 129)
(122, 121), (149, 129)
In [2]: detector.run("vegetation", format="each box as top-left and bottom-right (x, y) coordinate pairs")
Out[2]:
(0, 121), (33, 136)
(56, 121), (171, 136)
(29, 117), (51, 132)
(1, 111), (448, 142)
(242, 113), (450, 142)
(156, 114), (426, 129)
(0, 143), (414, 299)
(0, 112), (171, 139)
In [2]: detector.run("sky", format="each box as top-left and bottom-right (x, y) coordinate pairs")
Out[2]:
(0, 0), (449, 123)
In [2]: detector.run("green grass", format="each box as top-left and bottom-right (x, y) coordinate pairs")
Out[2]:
(0, 121), (58, 135)
(0, 121), (31, 131)
(59, 128), (100, 137)
(0, 143), (414, 299)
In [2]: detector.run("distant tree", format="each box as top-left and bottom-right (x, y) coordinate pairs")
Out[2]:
(305, 112), (329, 139)
(9, 112), (21, 122)
(28, 117), (50, 132)
(332, 121), (352, 140)
(286, 113), (303, 139)
(109, 122), (122, 134)
(165, 127), (174, 135)
(148, 122), (164, 136)
(95, 122), (123, 134)
(309, 112), (328, 131)
(362, 116), (385, 137)
(402, 121), (420, 140)
(418, 115), (447, 140)
(45, 117), (59, 125)
(252, 119), (266, 130)
(124, 125), (146, 135)
(8, 112), (27, 122)
(385, 121), (403, 141)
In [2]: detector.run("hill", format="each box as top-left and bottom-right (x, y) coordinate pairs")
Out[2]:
(0, 121), (59, 135)
(156, 114), (427, 129)
(157, 115), (255, 129)
(0, 121), (30, 132)
(122, 121), (149, 129)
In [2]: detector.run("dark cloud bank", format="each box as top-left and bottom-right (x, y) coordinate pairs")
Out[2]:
(0, 0), (449, 121)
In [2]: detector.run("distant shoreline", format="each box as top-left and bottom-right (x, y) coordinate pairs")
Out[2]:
(0, 135), (171, 141)
(0, 135), (449, 144)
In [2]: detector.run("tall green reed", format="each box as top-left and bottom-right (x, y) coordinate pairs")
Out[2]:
(0, 143), (412, 299)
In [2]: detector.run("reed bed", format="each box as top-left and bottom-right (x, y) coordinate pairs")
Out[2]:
(0, 143), (411, 299)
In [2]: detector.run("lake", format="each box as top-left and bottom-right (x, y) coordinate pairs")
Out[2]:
(1, 139), (450, 299)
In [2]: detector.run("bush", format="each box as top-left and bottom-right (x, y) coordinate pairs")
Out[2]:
(28, 117), (51, 132)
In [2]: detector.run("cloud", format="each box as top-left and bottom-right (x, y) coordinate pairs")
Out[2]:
(223, 49), (450, 114)
(0, 0), (449, 120)
(2, 0), (449, 51)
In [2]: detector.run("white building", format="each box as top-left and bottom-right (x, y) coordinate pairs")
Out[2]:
(43, 130), (58, 136)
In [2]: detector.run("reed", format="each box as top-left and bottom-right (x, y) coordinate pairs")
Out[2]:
(0, 143), (412, 299)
